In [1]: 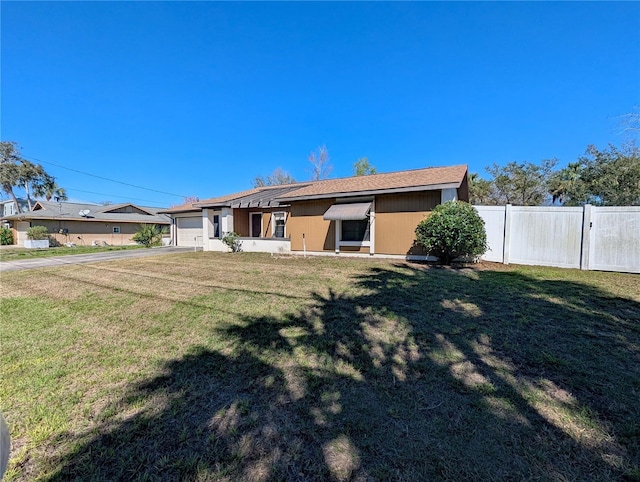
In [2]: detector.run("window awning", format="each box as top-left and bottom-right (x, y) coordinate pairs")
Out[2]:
(323, 202), (372, 221)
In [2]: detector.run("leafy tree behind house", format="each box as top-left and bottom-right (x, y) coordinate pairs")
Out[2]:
(486, 159), (557, 206)
(469, 160), (556, 206)
(34, 177), (68, 202)
(549, 144), (640, 206)
(308, 145), (332, 180)
(1, 141), (29, 211)
(252, 168), (296, 188)
(1, 141), (64, 210)
(468, 173), (494, 205)
(353, 158), (376, 176)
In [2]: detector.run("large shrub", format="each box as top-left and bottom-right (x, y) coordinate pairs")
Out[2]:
(132, 224), (167, 247)
(26, 225), (49, 240)
(0, 226), (13, 245)
(415, 201), (488, 265)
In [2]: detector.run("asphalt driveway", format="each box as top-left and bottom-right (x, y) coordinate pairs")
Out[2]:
(0, 246), (194, 273)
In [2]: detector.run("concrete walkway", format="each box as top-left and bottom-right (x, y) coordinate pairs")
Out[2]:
(0, 246), (194, 273)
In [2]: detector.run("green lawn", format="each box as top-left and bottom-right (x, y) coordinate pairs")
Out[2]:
(0, 244), (145, 261)
(1, 252), (639, 481)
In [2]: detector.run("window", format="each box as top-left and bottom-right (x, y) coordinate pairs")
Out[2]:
(213, 214), (220, 238)
(272, 212), (286, 238)
(113, 226), (120, 234)
(341, 219), (370, 242)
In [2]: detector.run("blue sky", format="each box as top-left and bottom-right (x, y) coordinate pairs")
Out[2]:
(1, 1), (638, 207)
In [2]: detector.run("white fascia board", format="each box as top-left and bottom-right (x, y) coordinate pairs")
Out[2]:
(277, 182), (461, 203)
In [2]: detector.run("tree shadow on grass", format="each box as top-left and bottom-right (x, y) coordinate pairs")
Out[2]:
(44, 263), (640, 481)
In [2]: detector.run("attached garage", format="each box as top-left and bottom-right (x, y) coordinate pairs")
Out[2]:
(176, 216), (203, 247)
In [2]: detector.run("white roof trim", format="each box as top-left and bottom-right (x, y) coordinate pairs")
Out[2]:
(280, 182), (461, 202)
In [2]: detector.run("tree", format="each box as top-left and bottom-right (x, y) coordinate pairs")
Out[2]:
(252, 167), (296, 188)
(0, 141), (27, 211)
(468, 173), (494, 205)
(486, 159), (556, 206)
(548, 162), (584, 205)
(614, 106), (640, 142)
(33, 175), (68, 202)
(18, 161), (49, 210)
(549, 144), (640, 206)
(0, 141), (63, 210)
(308, 145), (332, 180)
(353, 158), (376, 176)
(414, 201), (487, 265)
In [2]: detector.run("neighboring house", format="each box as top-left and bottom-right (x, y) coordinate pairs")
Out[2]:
(0, 198), (30, 217)
(2, 201), (171, 247)
(164, 165), (469, 258)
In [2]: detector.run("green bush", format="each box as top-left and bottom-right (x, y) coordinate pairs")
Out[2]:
(221, 231), (242, 252)
(415, 201), (488, 265)
(0, 226), (13, 245)
(26, 225), (49, 240)
(132, 224), (167, 247)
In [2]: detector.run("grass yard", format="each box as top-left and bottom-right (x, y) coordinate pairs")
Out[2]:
(1, 252), (639, 481)
(0, 244), (145, 261)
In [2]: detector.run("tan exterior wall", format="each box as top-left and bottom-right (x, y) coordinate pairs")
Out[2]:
(375, 191), (439, 255)
(289, 199), (336, 251)
(233, 209), (250, 237)
(340, 245), (370, 254)
(31, 220), (148, 246)
(288, 192), (441, 255)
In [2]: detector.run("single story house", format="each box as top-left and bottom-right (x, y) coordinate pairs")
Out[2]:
(164, 164), (469, 258)
(2, 201), (171, 246)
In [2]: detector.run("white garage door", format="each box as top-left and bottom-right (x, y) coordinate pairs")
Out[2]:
(176, 216), (203, 247)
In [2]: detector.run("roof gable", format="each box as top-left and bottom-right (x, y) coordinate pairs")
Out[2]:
(100, 204), (155, 215)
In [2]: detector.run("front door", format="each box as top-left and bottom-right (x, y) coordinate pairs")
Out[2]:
(251, 213), (262, 238)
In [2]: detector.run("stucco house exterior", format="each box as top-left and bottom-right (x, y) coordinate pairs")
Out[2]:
(2, 201), (171, 246)
(165, 165), (469, 258)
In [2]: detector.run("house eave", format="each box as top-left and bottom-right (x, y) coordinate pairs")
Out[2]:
(277, 182), (462, 203)
(2, 215), (170, 224)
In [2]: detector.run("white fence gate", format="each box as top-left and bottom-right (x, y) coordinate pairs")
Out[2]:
(474, 205), (640, 274)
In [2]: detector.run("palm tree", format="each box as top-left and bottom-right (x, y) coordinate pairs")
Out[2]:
(549, 162), (583, 205)
(33, 175), (68, 202)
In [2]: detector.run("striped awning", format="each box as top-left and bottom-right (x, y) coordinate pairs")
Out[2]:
(323, 202), (371, 221)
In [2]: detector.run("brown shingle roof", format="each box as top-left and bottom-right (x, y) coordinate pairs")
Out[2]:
(162, 165), (467, 213)
(277, 164), (468, 201)
(160, 202), (201, 214)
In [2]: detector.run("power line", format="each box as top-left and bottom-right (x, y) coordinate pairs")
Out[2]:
(23, 154), (188, 198)
(64, 187), (169, 206)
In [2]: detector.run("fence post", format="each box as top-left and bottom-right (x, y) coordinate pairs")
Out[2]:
(503, 204), (512, 265)
(580, 204), (592, 270)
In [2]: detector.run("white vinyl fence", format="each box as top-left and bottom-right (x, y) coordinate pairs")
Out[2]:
(474, 205), (640, 274)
